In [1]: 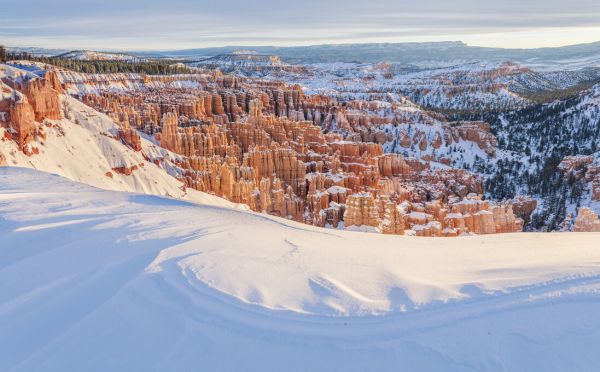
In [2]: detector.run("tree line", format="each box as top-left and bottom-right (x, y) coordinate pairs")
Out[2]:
(0, 45), (193, 75)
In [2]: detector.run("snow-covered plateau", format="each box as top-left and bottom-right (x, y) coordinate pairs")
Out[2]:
(1, 167), (600, 371)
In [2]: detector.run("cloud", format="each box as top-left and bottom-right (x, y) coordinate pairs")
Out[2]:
(1, 0), (599, 49)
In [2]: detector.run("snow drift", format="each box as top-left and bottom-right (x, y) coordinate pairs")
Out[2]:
(1, 168), (600, 371)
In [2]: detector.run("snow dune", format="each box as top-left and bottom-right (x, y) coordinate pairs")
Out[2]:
(1, 168), (600, 371)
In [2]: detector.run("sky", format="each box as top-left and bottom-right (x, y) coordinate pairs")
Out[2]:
(2, 0), (600, 50)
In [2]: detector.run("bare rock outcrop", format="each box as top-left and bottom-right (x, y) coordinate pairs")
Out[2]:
(380, 199), (405, 235)
(20, 77), (63, 122)
(511, 196), (537, 224)
(454, 122), (497, 157)
(558, 155), (600, 202)
(8, 99), (36, 151)
(118, 128), (142, 151)
(344, 192), (380, 229)
(574, 208), (600, 232)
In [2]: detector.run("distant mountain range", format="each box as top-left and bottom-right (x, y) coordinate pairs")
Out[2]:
(7, 41), (600, 70)
(142, 41), (600, 70)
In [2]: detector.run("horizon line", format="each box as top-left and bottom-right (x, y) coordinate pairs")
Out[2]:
(5, 39), (600, 54)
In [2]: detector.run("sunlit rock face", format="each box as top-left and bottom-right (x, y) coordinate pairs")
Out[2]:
(7, 99), (36, 151)
(344, 192), (381, 230)
(0, 69), (63, 154)
(16, 75), (62, 122)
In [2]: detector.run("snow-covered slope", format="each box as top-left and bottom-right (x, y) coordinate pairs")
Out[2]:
(1, 96), (181, 195)
(0, 78), (239, 209)
(55, 50), (144, 62)
(271, 61), (534, 111)
(1, 167), (600, 371)
(188, 53), (309, 78)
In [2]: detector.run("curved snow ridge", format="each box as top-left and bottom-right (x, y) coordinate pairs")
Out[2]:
(3, 167), (600, 318)
(153, 228), (600, 316)
(3, 168), (600, 371)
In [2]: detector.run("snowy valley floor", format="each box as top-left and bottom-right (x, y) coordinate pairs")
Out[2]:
(1, 168), (600, 371)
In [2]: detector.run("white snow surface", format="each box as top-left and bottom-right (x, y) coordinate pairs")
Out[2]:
(2, 167), (600, 371)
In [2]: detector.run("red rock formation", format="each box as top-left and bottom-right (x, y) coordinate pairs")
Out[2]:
(414, 221), (443, 237)
(377, 154), (413, 177)
(118, 128), (142, 151)
(344, 192), (380, 229)
(112, 164), (140, 176)
(44, 70), (64, 94)
(441, 196), (522, 235)
(558, 155), (594, 175)
(0, 71), (65, 153)
(8, 99), (36, 151)
(380, 199), (405, 234)
(50, 65), (524, 237)
(593, 177), (600, 201)
(454, 122), (497, 156)
(116, 113), (142, 151)
(20, 77), (63, 122)
(574, 208), (600, 232)
(159, 112), (180, 153)
(511, 196), (537, 224)
(559, 155), (600, 202)
(152, 101), (523, 236)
